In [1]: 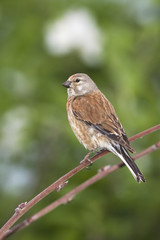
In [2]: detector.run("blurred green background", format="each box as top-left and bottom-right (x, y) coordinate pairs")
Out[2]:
(0, 0), (160, 239)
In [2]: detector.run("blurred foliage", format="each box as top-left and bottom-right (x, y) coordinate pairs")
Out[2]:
(0, 0), (160, 239)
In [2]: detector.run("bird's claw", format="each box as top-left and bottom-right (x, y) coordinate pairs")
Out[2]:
(80, 151), (94, 166)
(80, 157), (93, 165)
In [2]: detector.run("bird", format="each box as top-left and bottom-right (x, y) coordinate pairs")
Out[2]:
(62, 73), (145, 183)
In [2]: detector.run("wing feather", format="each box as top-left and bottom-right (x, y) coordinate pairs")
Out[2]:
(71, 91), (134, 153)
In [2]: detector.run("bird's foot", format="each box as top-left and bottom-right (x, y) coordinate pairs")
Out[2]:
(80, 151), (93, 166)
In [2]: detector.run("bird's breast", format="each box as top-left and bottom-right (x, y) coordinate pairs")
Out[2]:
(66, 98), (111, 151)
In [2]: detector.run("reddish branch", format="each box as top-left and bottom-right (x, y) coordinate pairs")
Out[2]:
(0, 124), (160, 239)
(4, 141), (160, 239)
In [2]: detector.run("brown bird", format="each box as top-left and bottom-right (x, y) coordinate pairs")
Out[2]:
(62, 73), (145, 182)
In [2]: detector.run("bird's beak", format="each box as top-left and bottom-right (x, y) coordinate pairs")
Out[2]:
(62, 81), (71, 88)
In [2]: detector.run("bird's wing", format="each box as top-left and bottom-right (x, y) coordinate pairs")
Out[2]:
(71, 91), (134, 153)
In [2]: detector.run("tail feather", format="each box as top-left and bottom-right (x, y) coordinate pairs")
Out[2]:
(111, 144), (145, 182)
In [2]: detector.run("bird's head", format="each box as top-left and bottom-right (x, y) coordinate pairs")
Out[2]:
(62, 73), (98, 97)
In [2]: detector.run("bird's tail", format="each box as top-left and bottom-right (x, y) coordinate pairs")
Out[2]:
(111, 144), (145, 183)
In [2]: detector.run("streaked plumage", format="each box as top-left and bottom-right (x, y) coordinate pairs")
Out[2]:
(62, 73), (145, 182)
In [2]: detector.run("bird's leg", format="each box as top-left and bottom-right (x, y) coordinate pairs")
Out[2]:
(80, 150), (94, 165)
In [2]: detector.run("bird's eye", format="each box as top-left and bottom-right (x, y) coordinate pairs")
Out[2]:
(75, 79), (80, 83)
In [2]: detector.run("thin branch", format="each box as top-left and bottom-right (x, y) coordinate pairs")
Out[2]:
(3, 141), (160, 239)
(129, 124), (160, 142)
(0, 124), (160, 239)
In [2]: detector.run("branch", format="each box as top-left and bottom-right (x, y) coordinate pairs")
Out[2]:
(0, 124), (160, 239)
(3, 141), (160, 239)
